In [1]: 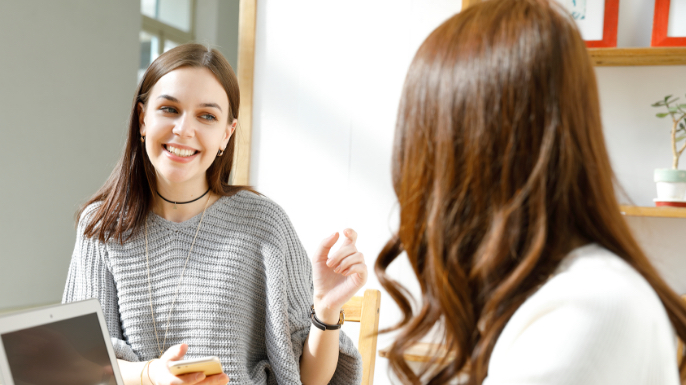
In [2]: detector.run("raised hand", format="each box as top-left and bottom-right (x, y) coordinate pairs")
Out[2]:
(147, 344), (229, 385)
(311, 229), (368, 319)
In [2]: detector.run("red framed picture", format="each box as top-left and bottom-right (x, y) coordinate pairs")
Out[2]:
(555, 0), (620, 48)
(652, 0), (686, 47)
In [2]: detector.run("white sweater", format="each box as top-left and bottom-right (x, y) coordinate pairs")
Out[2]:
(483, 244), (680, 385)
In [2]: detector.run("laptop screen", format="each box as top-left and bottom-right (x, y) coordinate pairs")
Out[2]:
(1, 312), (117, 385)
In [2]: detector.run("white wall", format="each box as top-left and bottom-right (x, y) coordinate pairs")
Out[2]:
(0, 1), (140, 312)
(251, 1), (462, 383)
(251, 0), (686, 383)
(599, 0), (686, 295)
(195, 0), (240, 71)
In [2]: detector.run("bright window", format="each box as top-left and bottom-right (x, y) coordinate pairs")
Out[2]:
(139, 0), (194, 80)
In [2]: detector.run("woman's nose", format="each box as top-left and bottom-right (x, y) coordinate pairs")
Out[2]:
(172, 114), (195, 137)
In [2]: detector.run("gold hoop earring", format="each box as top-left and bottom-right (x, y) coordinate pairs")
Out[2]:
(217, 149), (225, 157)
(140, 136), (145, 143)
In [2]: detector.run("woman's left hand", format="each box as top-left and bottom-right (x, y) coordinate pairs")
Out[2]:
(311, 229), (368, 318)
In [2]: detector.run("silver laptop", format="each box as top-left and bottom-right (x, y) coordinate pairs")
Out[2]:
(0, 299), (124, 385)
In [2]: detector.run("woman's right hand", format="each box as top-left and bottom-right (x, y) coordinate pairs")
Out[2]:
(147, 344), (229, 385)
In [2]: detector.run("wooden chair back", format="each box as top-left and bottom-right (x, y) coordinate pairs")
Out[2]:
(679, 294), (686, 363)
(342, 289), (381, 385)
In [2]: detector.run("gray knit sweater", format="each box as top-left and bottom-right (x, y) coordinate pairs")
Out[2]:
(62, 191), (362, 384)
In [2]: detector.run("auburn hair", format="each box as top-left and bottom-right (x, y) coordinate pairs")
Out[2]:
(78, 43), (251, 243)
(375, 1), (686, 384)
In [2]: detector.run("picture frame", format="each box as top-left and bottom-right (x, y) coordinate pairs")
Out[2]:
(651, 0), (686, 47)
(555, 0), (619, 48)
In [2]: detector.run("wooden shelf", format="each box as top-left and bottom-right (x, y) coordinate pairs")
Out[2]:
(620, 205), (686, 218)
(378, 342), (455, 363)
(590, 47), (686, 66)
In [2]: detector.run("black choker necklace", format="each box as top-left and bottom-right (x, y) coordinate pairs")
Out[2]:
(156, 188), (211, 209)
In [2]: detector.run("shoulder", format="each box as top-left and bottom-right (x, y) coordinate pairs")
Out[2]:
(76, 201), (103, 232)
(511, 244), (671, 333)
(539, 244), (664, 318)
(213, 191), (299, 240)
(500, 244), (675, 349)
(487, 244), (678, 384)
(218, 190), (291, 224)
(224, 190), (287, 214)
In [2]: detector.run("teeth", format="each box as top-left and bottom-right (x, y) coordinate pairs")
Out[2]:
(167, 145), (195, 157)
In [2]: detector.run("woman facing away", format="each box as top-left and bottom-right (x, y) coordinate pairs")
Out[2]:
(376, 0), (686, 384)
(63, 44), (367, 385)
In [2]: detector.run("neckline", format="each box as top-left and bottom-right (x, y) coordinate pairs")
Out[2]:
(554, 242), (601, 274)
(149, 195), (228, 230)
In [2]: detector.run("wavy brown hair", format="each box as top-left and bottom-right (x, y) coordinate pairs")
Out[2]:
(78, 43), (251, 243)
(375, 1), (686, 384)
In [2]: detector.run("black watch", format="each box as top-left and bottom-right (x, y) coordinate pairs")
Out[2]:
(310, 305), (345, 330)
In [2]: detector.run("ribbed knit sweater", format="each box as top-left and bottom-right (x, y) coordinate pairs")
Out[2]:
(62, 191), (362, 384)
(483, 244), (679, 385)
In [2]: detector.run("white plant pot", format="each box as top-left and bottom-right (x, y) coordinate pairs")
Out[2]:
(654, 169), (686, 200)
(656, 182), (686, 200)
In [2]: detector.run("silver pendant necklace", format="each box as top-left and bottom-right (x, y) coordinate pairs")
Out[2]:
(144, 192), (212, 357)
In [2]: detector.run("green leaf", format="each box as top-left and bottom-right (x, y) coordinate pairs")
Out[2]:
(665, 95), (673, 102)
(676, 134), (686, 142)
(668, 97), (681, 105)
(656, 112), (670, 118)
(669, 107), (679, 112)
(652, 101), (665, 107)
(678, 104), (686, 109)
(679, 122), (686, 130)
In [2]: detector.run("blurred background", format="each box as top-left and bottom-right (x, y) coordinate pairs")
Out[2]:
(0, 0), (239, 313)
(2, 1), (686, 384)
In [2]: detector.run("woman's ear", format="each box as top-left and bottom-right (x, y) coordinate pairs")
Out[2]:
(138, 102), (146, 136)
(222, 119), (237, 148)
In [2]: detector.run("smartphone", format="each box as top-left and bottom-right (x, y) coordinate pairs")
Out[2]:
(168, 356), (223, 376)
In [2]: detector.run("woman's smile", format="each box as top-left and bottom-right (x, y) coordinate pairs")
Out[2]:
(139, 66), (233, 185)
(163, 144), (200, 163)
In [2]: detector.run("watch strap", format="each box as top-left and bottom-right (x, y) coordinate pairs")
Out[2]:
(310, 305), (344, 330)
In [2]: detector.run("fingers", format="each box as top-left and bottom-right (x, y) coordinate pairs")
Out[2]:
(175, 372), (229, 385)
(332, 251), (365, 275)
(180, 372), (230, 385)
(312, 232), (340, 262)
(325, 243), (358, 268)
(340, 228), (357, 246)
(152, 344), (229, 385)
(315, 228), (360, 270)
(325, 228), (361, 270)
(340, 261), (368, 283)
(198, 373), (230, 384)
(176, 372), (207, 384)
(154, 367), (229, 385)
(161, 343), (188, 362)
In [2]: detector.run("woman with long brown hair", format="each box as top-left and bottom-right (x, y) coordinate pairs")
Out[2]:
(63, 44), (367, 385)
(376, 0), (686, 384)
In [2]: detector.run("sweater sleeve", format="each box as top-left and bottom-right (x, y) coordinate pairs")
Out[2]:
(62, 208), (139, 362)
(482, 255), (679, 385)
(263, 202), (362, 384)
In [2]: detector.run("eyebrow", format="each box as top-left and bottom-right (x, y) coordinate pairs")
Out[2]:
(157, 94), (223, 112)
(199, 102), (223, 112)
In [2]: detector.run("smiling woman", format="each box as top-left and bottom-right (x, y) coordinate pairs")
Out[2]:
(62, 44), (368, 385)
(78, 44), (244, 237)
(139, 67), (235, 217)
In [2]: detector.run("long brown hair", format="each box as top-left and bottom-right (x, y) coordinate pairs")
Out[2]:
(375, 1), (686, 384)
(78, 43), (251, 243)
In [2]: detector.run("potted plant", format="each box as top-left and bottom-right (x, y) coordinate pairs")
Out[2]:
(652, 94), (686, 206)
